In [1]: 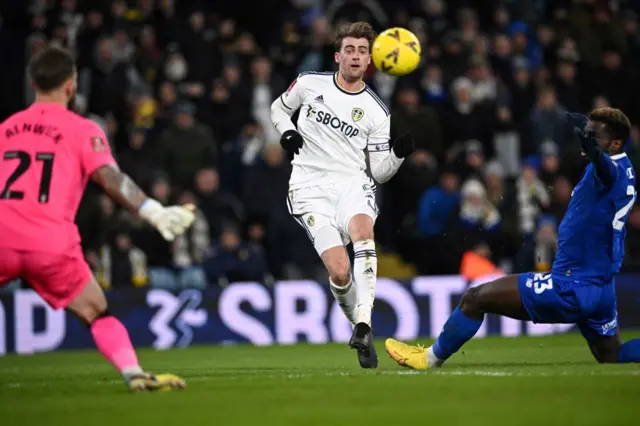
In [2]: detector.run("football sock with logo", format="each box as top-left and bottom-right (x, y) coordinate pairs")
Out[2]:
(618, 339), (640, 363)
(90, 315), (143, 378)
(432, 307), (483, 362)
(353, 239), (377, 325)
(330, 277), (358, 325)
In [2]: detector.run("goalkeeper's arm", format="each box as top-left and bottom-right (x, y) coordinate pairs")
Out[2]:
(92, 165), (195, 241)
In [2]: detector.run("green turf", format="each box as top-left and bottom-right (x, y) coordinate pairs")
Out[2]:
(0, 333), (638, 426)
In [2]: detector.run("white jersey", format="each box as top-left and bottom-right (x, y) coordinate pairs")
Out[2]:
(271, 71), (403, 190)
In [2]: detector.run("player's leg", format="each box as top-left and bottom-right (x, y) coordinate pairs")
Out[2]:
(581, 327), (640, 363)
(66, 277), (186, 391)
(578, 283), (640, 363)
(386, 274), (530, 369)
(320, 243), (358, 325)
(23, 249), (185, 391)
(345, 213), (379, 369)
(347, 213), (377, 326)
(287, 188), (359, 324)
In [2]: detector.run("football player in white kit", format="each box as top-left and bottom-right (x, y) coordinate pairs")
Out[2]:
(270, 22), (417, 368)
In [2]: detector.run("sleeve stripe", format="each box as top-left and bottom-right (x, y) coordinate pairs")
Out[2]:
(280, 94), (293, 110)
(365, 88), (390, 116)
(299, 71), (334, 77)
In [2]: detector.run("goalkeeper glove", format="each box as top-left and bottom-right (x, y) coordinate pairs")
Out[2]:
(391, 132), (416, 158)
(280, 129), (304, 155)
(138, 199), (196, 241)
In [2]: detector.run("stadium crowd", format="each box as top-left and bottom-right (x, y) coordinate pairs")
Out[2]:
(1, 0), (640, 290)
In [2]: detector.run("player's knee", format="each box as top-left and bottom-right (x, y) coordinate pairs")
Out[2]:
(593, 347), (619, 364)
(326, 255), (351, 286)
(348, 214), (374, 242)
(329, 263), (351, 287)
(73, 298), (108, 326)
(460, 286), (482, 314)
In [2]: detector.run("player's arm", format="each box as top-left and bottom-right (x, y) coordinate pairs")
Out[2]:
(575, 128), (618, 187)
(271, 75), (307, 154)
(367, 117), (415, 183)
(80, 123), (194, 241)
(91, 165), (148, 212)
(567, 112), (618, 187)
(91, 165), (194, 241)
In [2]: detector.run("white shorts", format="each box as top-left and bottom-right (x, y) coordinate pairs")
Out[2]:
(287, 178), (378, 255)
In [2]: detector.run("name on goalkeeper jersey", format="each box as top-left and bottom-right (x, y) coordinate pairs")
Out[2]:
(314, 111), (360, 138)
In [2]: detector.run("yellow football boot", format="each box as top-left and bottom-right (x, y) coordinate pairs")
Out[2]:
(127, 373), (186, 392)
(384, 338), (429, 370)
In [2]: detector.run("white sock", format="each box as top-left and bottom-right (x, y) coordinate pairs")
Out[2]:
(353, 239), (377, 325)
(122, 366), (144, 381)
(426, 346), (445, 368)
(330, 277), (358, 325)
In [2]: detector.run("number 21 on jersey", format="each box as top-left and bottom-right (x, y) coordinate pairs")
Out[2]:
(0, 150), (55, 203)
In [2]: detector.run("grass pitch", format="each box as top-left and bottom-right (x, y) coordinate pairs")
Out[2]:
(0, 333), (638, 426)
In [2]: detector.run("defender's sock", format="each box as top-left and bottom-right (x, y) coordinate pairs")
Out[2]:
(90, 316), (142, 378)
(618, 339), (640, 363)
(353, 239), (377, 325)
(432, 307), (483, 361)
(330, 277), (358, 325)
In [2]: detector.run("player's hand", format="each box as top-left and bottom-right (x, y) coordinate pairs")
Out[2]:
(138, 199), (196, 241)
(391, 132), (416, 158)
(280, 129), (304, 155)
(573, 126), (598, 157)
(565, 111), (588, 131)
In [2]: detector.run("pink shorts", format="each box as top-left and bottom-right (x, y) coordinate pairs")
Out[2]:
(0, 246), (92, 309)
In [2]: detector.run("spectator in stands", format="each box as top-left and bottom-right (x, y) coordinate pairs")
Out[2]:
(243, 144), (290, 220)
(419, 63), (447, 106)
(516, 159), (550, 236)
(194, 167), (244, 239)
(203, 223), (267, 286)
(95, 220), (148, 290)
(118, 128), (157, 190)
(548, 175), (573, 223)
(515, 214), (558, 272)
(158, 100), (217, 189)
(416, 169), (460, 238)
(529, 86), (568, 154)
(250, 56), (285, 144)
(539, 141), (561, 188)
(392, 87), (443, 162)
(492, 104), (521, 177)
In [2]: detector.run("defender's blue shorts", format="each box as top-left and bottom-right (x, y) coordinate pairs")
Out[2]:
(518, 272), (618, 338)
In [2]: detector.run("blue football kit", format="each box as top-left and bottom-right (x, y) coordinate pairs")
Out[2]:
(518, 153), (637, 336)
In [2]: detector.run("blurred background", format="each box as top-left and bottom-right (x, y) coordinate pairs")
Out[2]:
(1, 0), (639, 292)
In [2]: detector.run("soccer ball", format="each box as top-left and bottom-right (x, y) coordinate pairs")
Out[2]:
(372, 27), (421, 77)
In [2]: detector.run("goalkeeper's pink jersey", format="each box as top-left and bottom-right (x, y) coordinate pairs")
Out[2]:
(0, 103), (115, 253)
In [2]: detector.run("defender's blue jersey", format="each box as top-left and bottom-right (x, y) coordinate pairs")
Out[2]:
(553, 153), (636, 282)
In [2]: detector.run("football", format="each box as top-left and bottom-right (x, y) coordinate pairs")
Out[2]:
(371, 27), (421, 76)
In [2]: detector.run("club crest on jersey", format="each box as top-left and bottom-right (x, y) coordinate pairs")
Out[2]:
(352, 108), (364, 122)
(91, 136), (106, 152)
